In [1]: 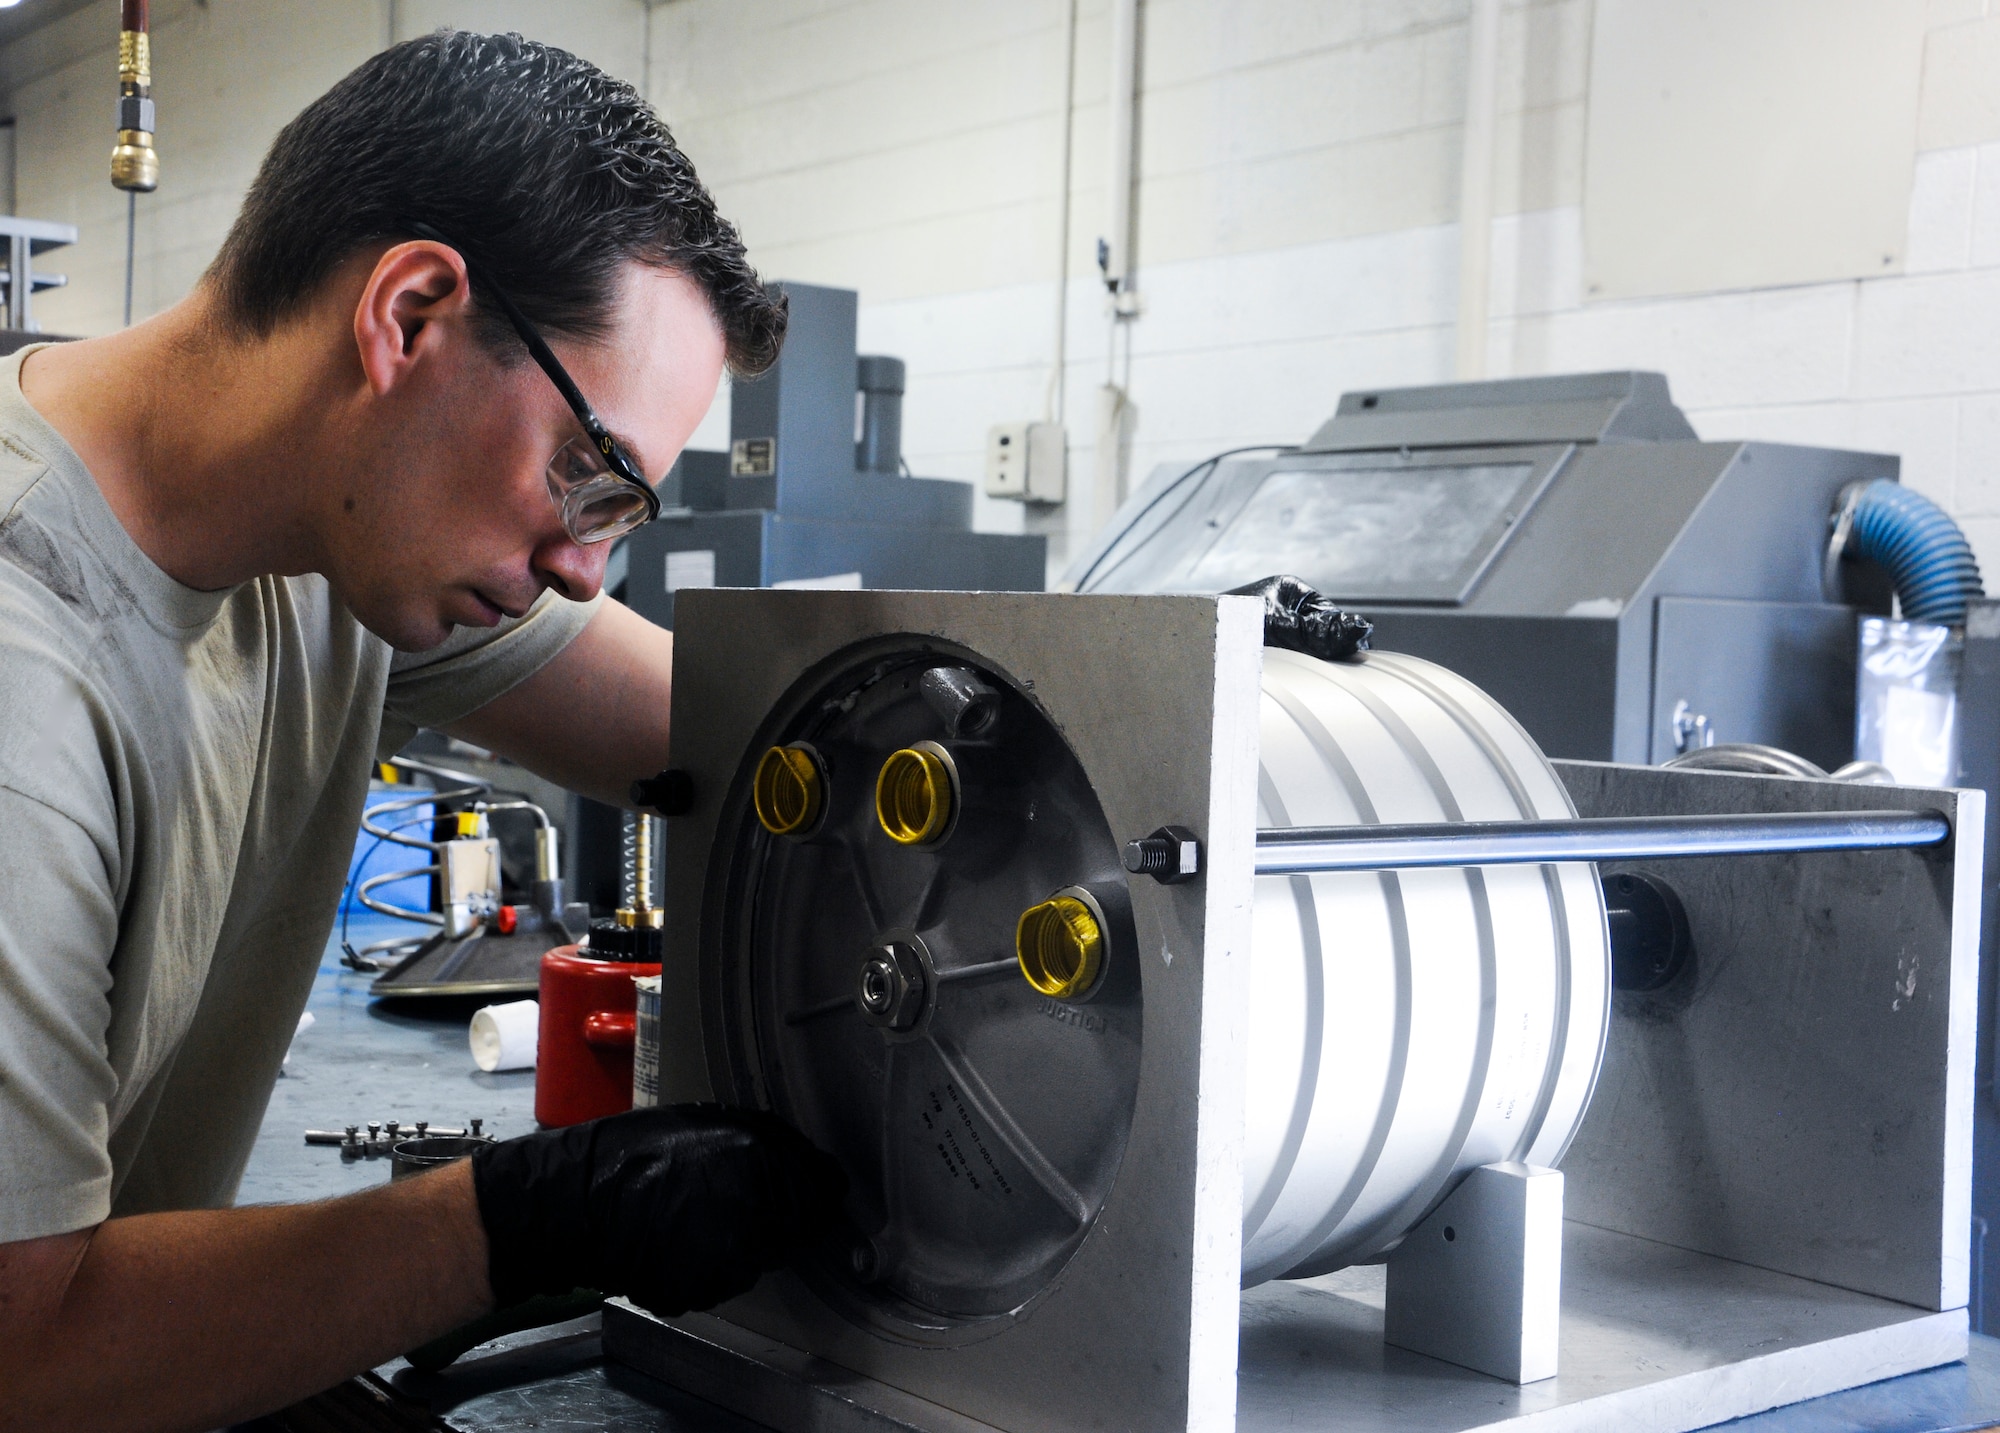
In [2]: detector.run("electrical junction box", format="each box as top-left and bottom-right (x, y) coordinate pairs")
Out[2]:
(985, 420), (1066, 503)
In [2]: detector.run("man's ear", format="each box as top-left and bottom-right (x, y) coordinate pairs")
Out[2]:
(353, 240), (473, 398)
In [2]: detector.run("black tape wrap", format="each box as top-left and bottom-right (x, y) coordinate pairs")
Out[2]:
(1226, 574), (1373, 663)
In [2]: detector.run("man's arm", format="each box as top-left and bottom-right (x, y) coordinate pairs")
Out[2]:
(0, 1161), (490, 1433)
(445, 599), (673, 808)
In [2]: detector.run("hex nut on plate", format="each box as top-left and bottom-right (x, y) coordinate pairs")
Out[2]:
(856, 941), (928, 1031)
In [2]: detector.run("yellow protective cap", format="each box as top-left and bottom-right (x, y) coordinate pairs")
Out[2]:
(453, 810), (481, 838)
(1016, 893), (1104, 1000)
(754, 743), (824, 836)
(875, 743), (954, 845)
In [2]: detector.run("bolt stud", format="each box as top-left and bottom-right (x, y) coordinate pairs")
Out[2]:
(1122, 826), (1202, 884)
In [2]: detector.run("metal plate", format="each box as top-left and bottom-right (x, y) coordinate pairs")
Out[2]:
(1234, 1223), (1967, 1432)
(1647, 597), (1856, 766)
(653, 588), (1263, 1432)
(1553, 760), (1981, 1311)
(606, 1223), (1968, 1433)
(370, 927), (568, 1000)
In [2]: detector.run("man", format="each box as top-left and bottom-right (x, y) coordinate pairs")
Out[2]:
(0, 31), (843, 1430)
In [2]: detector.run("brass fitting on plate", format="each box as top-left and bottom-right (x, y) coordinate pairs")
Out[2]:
(1016, 887), (1106, 1000)
(754, 742), (825, 837)
(875, 741), (956, 845)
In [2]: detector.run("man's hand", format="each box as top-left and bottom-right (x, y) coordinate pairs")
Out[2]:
(0, 1159), (492, 1433)
(472, 1104), (849, 1316)
(0, 1106), (842, 1431)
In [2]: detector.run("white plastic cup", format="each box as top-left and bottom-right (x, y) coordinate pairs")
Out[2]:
(469, 999), (539, 1073)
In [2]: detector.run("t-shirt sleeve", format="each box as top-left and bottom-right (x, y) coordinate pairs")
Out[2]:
(0, 778), (119, 1242)
(378, 589), (603, 757)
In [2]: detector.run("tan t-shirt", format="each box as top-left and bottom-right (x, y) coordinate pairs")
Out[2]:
(0, 348), (601, 1241)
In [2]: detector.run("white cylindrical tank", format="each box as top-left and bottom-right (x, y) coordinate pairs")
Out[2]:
(1240, 648), (1610, 1285)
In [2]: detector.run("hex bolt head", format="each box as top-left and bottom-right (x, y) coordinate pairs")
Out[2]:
(1123, 825), (1202, 884)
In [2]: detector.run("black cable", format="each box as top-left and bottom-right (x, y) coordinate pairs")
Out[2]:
(1071, 443), (1295, 593)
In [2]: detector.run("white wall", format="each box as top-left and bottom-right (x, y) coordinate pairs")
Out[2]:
(7, 0), (2000, 579)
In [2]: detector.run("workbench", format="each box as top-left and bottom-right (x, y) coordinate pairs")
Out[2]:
(234, 917), (2000, 1433)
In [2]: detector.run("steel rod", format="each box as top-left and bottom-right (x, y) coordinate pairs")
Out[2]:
(1253, 809), (1949, 875)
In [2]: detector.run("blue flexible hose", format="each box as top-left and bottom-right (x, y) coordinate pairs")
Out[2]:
(1847, 479), (1985, 627)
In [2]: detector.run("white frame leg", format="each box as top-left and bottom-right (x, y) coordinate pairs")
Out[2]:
(1383, 1162), (1563, 1384)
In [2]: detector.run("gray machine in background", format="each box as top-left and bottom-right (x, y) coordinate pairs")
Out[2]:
(1073, 371), (1892, 769)
(624, 282), (1045, 630)
(1079, 370), (2000, 1340)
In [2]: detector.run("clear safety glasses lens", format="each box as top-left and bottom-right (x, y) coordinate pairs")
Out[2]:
(545, 435), (653, 544)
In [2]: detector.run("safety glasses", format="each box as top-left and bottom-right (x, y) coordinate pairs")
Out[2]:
(407, 222), (661, 544)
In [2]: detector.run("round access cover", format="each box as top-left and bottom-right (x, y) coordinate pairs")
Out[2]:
(718, 641), (1141, 1341)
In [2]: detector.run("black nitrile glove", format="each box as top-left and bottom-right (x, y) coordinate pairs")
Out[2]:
(1227, 574), (1373, 662)
(470, 1104), (848, 1316)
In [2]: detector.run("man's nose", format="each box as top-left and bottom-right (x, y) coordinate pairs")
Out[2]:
(535, 534), (608, 603)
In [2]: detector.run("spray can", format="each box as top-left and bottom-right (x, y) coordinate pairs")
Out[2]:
(632, 974), (662, 1109)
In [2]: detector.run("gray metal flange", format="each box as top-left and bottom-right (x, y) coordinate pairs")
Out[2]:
(720, 639), (1144, 1336)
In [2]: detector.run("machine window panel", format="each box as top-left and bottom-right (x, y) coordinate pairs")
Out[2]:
(1078, 461), (1267, 594)
(1182, 462), (1537, 601)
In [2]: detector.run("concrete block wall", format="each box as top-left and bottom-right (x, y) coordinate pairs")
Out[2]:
(0, 0), (658, 337)
(5, 0), (2000, 577)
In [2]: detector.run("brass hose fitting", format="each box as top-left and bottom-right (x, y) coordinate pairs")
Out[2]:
(875, 742), (956, 846)
(1016, 889), (1106, 1000)
(110, 130), (157, 193)
(110, 0), (159, 192)
(753, 743), (825, 837)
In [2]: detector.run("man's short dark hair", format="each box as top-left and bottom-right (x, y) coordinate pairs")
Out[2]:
(209, 30), (784, 376)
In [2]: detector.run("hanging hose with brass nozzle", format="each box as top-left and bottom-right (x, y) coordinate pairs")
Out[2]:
(109, 0), (159, 193)
(110, 0), (156, 328)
